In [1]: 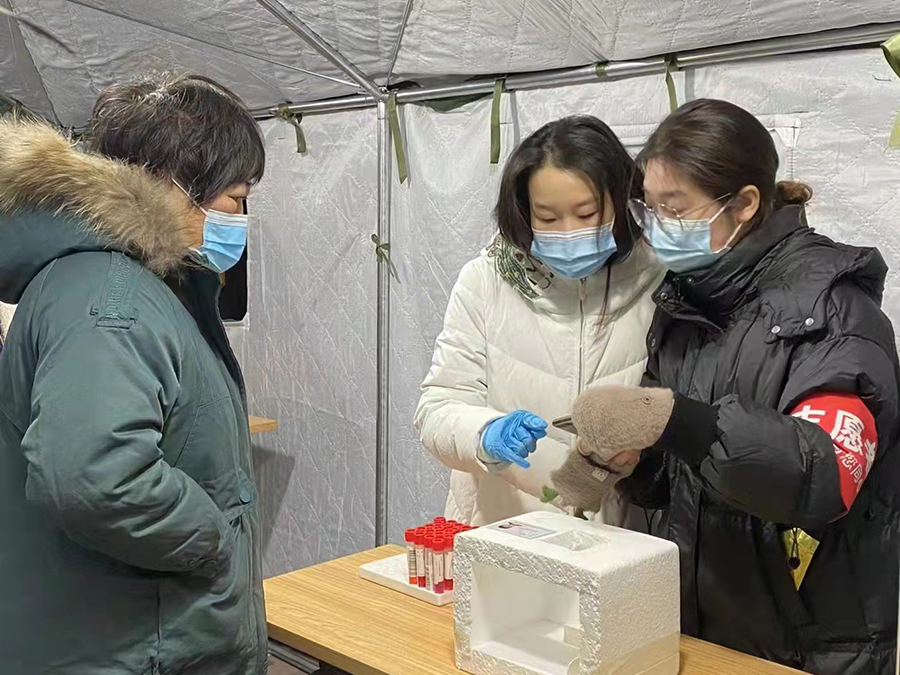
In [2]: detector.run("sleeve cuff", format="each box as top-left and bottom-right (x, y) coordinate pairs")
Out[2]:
(193, 514), (235, 578)
(476, 443), (511, 472)
(655, 393), (719, 469)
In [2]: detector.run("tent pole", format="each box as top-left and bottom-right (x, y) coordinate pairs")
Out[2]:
(386, 0), (416, 87)
(255, 0), (384, 101)
(375, 99), (392, 546)
(253, 19), (900, 118)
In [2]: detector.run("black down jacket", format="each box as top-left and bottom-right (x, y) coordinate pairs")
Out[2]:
(621, 207), (899, 675)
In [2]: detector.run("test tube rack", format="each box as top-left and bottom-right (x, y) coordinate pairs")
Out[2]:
(359, 553), (454, 606)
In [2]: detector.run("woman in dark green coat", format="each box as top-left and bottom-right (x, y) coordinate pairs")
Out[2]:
(0, 74), (267, 674)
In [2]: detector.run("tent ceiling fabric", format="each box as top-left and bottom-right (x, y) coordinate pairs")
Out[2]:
(393, 0), (900, 78)
(1, 0), (898, 125)
(0, 0), (55, 120)
(1, 0), (409, 126)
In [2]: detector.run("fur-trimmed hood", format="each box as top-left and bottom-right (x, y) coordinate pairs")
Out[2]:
(0, 120), (196, 303)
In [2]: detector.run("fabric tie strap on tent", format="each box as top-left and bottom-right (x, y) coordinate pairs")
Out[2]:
(490, 79), (505, 165)
(664, 56), (679, 113)
(371, 234), (400, 283)
(883, 34), (900, 147)
(275, 104), (307, 153)
(388, 92), (408, 184)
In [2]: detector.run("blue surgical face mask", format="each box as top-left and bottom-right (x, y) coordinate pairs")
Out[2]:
(174, 181), (248, 273)
(644, 204), (744, 274)
(530, 219), (617, 280)
(196, 209), (248, 273)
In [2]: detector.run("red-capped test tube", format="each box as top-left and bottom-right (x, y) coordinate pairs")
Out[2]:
(433, 538), (445, 594)
(405, 529), (417, 585)
(445, 531), (456, 591)
(415, 528), (426, 587)
(424, 534), (435, 591)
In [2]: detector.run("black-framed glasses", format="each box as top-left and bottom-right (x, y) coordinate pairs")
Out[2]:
(628, 193), (733, 234)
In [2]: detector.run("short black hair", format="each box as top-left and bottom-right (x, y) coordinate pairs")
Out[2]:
(87, 73), (265, 204)
(495, 115), (640, 262)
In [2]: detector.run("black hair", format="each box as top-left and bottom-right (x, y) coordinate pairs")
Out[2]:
(637, 98), (811, 228)
(494, 115), (641, 262)
(87, 73), (265, 205)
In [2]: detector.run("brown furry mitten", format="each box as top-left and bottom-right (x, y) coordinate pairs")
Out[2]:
(548, 440), (636, 513)
(571, 386), (675, 461)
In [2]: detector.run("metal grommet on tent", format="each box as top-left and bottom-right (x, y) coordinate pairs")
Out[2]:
(804, 317), (815, 327)
(771, 325), (782, 335)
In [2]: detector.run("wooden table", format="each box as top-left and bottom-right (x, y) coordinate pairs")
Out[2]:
(249, 416), (278, 435)
(265, 546), (803, 675)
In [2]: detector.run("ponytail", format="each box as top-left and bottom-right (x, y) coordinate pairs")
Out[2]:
(774, 180), (813, 209)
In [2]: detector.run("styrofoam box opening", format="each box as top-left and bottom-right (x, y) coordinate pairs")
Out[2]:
(471, 563), (581, 675)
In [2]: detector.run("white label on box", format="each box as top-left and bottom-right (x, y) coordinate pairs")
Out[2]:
(489, 520), (557, 540)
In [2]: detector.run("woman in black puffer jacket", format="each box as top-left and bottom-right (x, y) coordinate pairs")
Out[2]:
(552, 99), (899, 675)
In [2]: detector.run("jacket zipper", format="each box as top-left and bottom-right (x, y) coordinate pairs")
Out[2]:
(578, 279), (587, 393)
(195, 269), (260, 668)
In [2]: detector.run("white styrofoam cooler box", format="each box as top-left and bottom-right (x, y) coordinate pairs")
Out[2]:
(454, 512), (680, 675)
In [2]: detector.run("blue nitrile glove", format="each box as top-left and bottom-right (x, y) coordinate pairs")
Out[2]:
(480, 411), (548, 469)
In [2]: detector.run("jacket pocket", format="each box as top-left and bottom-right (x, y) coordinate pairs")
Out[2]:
(195, 467), (257, 520)
(799, 528), (870, 641)
(157, 469), (257, 674)
(175, 396), (242, 484)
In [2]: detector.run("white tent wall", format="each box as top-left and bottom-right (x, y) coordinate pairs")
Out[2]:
(227, 109), (379, 576)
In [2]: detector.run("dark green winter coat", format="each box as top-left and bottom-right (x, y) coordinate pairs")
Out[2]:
(0, 121), (266, 674)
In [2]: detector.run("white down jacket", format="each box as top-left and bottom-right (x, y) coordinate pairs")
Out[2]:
(415, 235), (665, 526)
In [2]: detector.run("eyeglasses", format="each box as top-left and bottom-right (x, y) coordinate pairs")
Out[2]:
(628, 193), (733, 234)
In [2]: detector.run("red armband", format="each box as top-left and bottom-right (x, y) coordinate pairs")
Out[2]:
(791, 393), (877, 510)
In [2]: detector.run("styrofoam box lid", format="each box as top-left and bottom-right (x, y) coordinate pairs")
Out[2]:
(457, 511), (678, 573)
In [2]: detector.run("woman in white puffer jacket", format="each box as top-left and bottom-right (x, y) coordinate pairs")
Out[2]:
(415, 116), (665, 526)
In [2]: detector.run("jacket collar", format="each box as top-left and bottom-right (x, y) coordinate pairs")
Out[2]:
(0, 120), (197, 302)
(486, 234), (663, 317)
(651, 206), (887, 341)
(653, 207), (806, 328)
